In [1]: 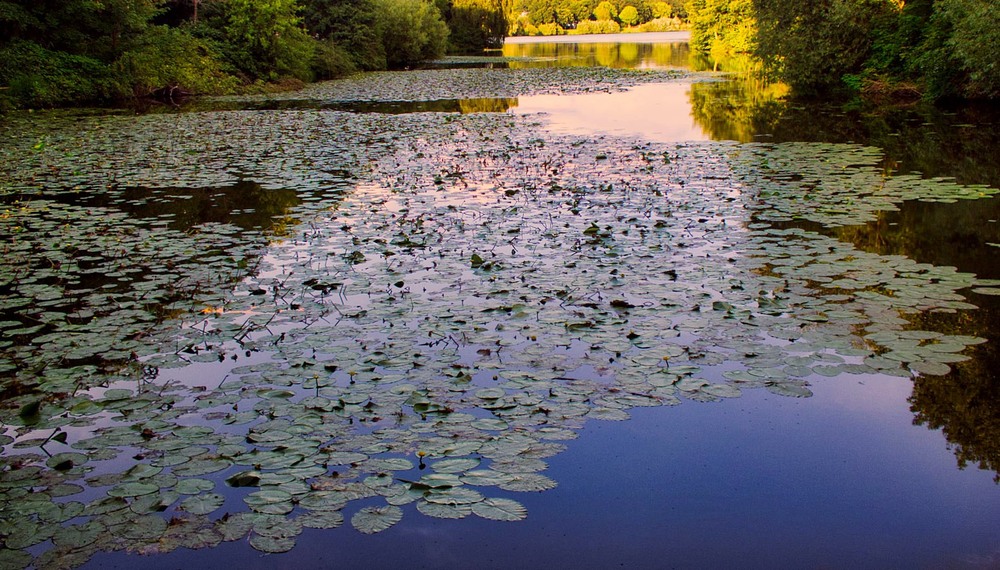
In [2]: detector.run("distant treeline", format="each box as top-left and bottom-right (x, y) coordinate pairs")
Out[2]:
(508, 0), (688, 35)
(0, 0), (508, 109)
(688, 0), (1000, 101)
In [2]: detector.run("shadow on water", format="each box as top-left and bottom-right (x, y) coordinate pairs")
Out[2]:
(36, 180), (308, 234)
(692, 57), (1000, 481)
(152, 97), (519, 115)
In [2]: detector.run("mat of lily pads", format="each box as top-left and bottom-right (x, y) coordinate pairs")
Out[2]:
(0, 69), (998, 568)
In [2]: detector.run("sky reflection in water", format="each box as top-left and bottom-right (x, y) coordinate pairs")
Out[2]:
(512, 82), (712, 142)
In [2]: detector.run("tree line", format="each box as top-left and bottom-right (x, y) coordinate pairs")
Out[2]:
(0, 0), (508, 109)
(509, 0), (688, 35)
(687, 0), (1000, 101)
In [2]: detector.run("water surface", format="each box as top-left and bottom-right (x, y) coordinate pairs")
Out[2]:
(2, 33), (1000, 570)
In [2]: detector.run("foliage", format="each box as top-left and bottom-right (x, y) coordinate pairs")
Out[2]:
(222, 0), (315, 81)
(301, 0), (385, 71)
(571, 18), (621, 34)
(115, 25), (239, 96)
(311, 38), (359, 79)
(0, 0), (462, 108)
(933, 0), (1000, 99)
(619, 5), (639, 25)
(755, 0), (901, 96)
(687, 0), (755, 56)
(592, 0), (617, 20)
(689, 0), (1000, 101)
(376, 0), (450, 68)
(442, 0), (509, 52)
(0, 40), (115, 108)
(536, 22), (566, 34)
(634, 16), (684, 32)
(510, 0), (685, 34)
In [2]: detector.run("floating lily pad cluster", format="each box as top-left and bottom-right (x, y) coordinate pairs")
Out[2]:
(734, 142), (1000, 227)
(219, 67), (687, 105)
(0, 68), (996, 569)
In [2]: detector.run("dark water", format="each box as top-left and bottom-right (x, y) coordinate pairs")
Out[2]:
(12, 34), (1000, 569)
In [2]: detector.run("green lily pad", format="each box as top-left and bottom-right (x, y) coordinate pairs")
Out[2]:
(351, 505), (403, 534)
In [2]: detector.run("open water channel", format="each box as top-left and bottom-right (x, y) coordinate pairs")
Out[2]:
(2, 32), (1000, 569)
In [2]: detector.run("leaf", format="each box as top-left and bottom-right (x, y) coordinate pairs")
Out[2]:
(180, 493), (225, 515)
(107, 482), (160, 498)
(351, 505), (403, 534)
(471, 497), (527, 521)
(297, 510), (345, 529)
(417, 501), (473, 519)
(249, 535), (296, 554)
(766, 382), (813, 398)
(498, 473), (558, 492)
(244, 489), (294, 515)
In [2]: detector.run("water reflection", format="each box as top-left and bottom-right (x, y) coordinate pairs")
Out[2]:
(513, 83), (709, 141)
(174, 97), (519, 115)
(503, 37), (694, 70)
(66, 180), (305, 234)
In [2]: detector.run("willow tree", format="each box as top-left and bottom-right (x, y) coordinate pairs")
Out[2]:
(443, 0), (509, 51)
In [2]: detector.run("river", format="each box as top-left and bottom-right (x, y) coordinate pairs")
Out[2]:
(1, 32), (999, 569)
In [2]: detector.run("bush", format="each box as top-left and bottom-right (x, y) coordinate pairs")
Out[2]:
(115, 26), (238, 96)
(939, 0), (1000, 98)
(536, 22), (565, 35)
(446, 0), (509, 52)
(571, 19), (621, 34)
(0, 40), (116, 107)
(635, 16), (684, 32)
(753, 0), (900, 96)
(223, 0), (317, 81)
(311, 39), (357, 80)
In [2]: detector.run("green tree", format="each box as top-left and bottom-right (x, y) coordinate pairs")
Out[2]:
(934, 0), (1000, 98)
(302, 0), (384, 70)
(376, 0), (449, 67)
(224, 0), (315, 81)
(593, 0), (616, 20)
(687, 0), (755, 56)
(753, 0), (900, 95)
(619, 5), (639, 25)
(445, 0), (508, 51)
(651, 1), (672, 17)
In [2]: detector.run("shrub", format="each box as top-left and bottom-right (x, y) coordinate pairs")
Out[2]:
(571, 19), (621, 34)
(635, 16), (684, 32)
(311, 39), (358, 80)
(115, 26), (238, 96)
(939, 0), (1000, 98)
(536, 22), (566, 35)
(0, 40), (116, 107)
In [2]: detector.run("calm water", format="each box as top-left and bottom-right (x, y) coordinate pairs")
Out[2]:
(6, 34), (1000, 569)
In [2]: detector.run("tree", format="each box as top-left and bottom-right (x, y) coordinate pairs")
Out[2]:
(687, 0), (755, 56)
(619, 5), (638, 25)
(753, 0), (900, 95)
(224, 0), (315, 80)
(445, 0), (508, 51)
(376, 0), (449, 68)
(593, 0), (616, 20)
(935, 0), (1000, 98)
(302, 0), (384, 70)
